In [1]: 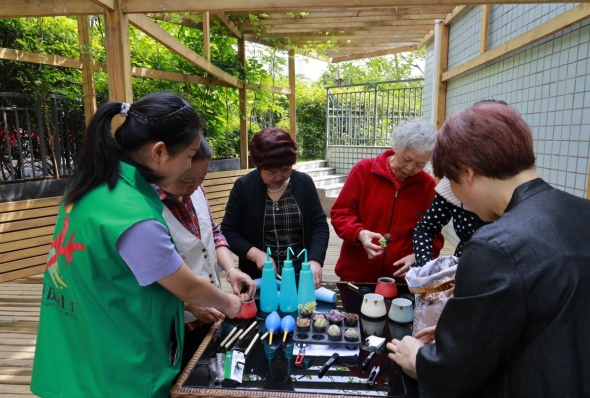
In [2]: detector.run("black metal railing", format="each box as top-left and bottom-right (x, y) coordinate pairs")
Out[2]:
(326, 79), (424, 146)
(0, 92), (85, 182)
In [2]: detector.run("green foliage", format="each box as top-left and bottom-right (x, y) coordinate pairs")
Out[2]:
(0, 16), (424, 163)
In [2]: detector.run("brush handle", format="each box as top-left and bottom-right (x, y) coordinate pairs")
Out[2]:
(318, 353), (339, 379)
(362, 352), (376, 370)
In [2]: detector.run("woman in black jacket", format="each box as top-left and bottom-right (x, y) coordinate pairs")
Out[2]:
(221, 128), (329, 288)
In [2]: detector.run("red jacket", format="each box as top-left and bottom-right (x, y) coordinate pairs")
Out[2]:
(331, 149), (444, 282)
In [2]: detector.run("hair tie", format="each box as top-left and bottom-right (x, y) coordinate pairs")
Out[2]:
(120, 102), (131, 117)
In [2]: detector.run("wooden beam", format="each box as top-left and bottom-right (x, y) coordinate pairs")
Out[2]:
(443, 3), (590, 82)
(443, 5), (468, 25)
(238, 38), (248, 169)
(0, 46), (290, 95)
(435, 24), (449, 129)
(417, 29), (435, 49)
(262, 26), (432, 34)
(288, 49), (297, 143)
(0, 0), (103, 18)
(257, 14), (445, 25)
(480, 5), (491, 54)
(240, 20), (436, 31)
(128, 13), (242, 88)
(227, 7), (457, 17)
(87, 0), (115, 11)
(215, 11), (243, 39)
(123, 1), (580, 14)
(260, 30), (426, 38)
(104, 0), (133, 105)
(0, 48), (83, 69)
(148, 13), (203, 30)
(76, 16), (97, 128)
(203, 12), (211, 61)
(331, 45), (417, 62)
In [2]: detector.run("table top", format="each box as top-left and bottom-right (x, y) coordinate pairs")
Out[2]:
(172, 281), (419, 398)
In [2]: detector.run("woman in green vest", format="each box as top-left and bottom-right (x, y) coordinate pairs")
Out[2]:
(31, 92), (242, 398)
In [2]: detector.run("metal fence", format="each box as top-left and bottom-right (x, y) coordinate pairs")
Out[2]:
(326, 79), (424, 146)
(0, 92), (85, 182)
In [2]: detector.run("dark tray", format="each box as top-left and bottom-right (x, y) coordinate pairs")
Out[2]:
(292, 314), (362, 349)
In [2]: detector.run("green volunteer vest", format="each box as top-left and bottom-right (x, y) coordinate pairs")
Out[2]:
(31, 161), (184, 398)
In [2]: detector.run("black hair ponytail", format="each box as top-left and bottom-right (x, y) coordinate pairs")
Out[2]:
(65, 92), (202, 204)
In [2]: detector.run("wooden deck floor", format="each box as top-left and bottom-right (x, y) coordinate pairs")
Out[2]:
(0, 221), (455, 397)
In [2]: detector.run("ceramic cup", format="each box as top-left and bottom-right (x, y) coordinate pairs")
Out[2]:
(388, 298), (413, 324)
(360, 293), (387, 318)
(237, 299), (258, 320)
(361, 315), (386, 336)
(375, 277), (398, 299)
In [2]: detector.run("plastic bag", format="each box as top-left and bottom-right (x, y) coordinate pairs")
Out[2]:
(405, 256), (458, 335)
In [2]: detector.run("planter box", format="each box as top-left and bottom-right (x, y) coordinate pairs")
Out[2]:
(208, 157), (241, 172)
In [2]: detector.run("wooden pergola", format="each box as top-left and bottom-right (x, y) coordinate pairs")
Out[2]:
(0, 0), (585, 169)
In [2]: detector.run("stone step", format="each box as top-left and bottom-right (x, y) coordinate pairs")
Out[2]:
(302, 167), (336, 178)
(321, 182), (346, 198)
(295, 160), (326, 171)
(310, 174), (347, 188)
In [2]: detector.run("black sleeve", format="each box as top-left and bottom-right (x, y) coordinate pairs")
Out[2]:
(306, 177), (329, 266)
(413, 194), (454, 266)
(416, 239), (526, 397)
(220, 179), (253, 259)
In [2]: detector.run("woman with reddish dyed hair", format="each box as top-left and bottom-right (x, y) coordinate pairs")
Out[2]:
(388, 102), (590, 397)
(222, 128), (329, 287)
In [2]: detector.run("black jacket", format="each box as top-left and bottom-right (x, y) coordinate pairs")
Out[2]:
(417, 178), (590, 398)
(221, 169), (329, 279)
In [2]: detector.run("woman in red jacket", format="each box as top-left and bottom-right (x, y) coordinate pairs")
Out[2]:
(331, 119), (444, 282)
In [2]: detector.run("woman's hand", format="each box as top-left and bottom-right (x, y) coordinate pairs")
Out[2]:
(387, 336), (424, 379)
(309, 260), (323, 289)
(357, 230), (385, 259)
(414, 325), (436, 344)
(392, 253), (416, 277)
(247, 247), (277, 274)
(228, 269), (257, 298)
(220, 294), (243, 318)
(186, 305), (225, 324)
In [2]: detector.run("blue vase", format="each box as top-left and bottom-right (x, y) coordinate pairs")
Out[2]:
(279, 247), (298, 313)
(260, 248), (278, 313)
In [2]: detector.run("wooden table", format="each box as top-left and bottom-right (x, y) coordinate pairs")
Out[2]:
(172, 281), (419, 398)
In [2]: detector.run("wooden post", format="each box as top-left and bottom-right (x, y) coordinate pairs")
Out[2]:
(104, 0), (132, 132)
(203, 12), (210, 61)
(288, 49), (296, 143)
(77, 16), (97, 127)
(238, 37), (248, 169)
(480, 5), (491, 54)
(434, 23), (449, 130)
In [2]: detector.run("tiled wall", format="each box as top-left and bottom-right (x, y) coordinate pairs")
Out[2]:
(425, 5), (590, 199)
(326, 145), (388, 175)
(448, 6), (482, 70)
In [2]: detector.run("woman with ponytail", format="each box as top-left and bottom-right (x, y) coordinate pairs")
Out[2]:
(31, 92), (241, 398)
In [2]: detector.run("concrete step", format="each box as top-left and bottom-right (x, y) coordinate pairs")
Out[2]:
(310, 174), (347, 188)
(295, 160), (326, 171)
(321, 182), (346, 198)
(302, 167), (336, 178)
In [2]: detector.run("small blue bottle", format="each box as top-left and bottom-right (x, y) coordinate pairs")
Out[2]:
(297, 249), (316, 309)
(260, 248), (278, 313)
(279, 247), (298, 313)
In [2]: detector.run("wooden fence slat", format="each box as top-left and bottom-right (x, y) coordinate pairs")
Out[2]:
(0, 227), (55, 245)
(0, 265), (46, 284)
(205, 191), (231, 200)
(0, 235), (53, 255)
(203, 175), (241, 187)
(0, 256), (47, 274)
(0, 197), (61, 213)
(0, 216), (57, 234)
(0, 368), (33, 376)
(203, 183), (235, 194)
(0, 206), (60, 224)
(0, 374), (31, 385)
(0, 245), (50, 264)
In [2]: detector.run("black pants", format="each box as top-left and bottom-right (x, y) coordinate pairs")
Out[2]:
(181, 323), (212, 370)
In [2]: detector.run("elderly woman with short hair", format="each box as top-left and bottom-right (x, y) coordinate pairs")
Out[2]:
(331, 119), (444, 282)
(222, 128), (329, 288)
